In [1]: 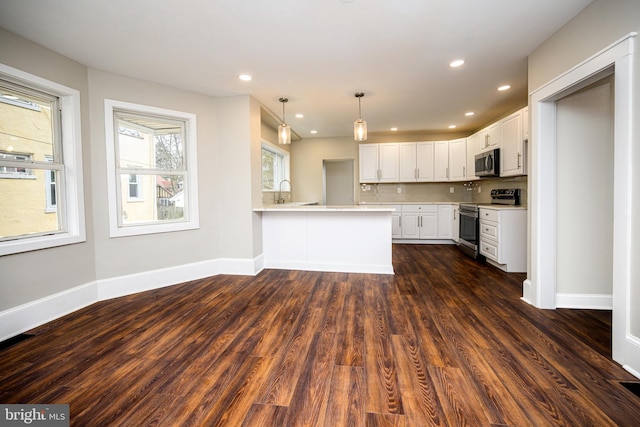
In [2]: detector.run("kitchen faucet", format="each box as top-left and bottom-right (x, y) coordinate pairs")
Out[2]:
(276, 179), (291, 204)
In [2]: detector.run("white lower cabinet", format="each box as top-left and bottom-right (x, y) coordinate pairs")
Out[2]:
(479, 207), (527, 272)
(438, 205), (453, 239)
(452, 205), (460, 243)
(397, 204), (453, 242)
(390, 205), (402, 239)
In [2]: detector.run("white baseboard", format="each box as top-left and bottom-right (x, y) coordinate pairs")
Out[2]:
(624, 334), (640, 380)
(97, 257), (260, 300)
(0, 256), (261, 342)
(521, 279), (535, 306)
(0, 281), (98, 342)
(264, 260), (394, 275)
(555, 293), (613, 310)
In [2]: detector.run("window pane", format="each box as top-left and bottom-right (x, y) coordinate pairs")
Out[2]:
(0, 167), (60, 239)
(262, 148), (275, 190)
(0, 84), (56, 160)
(119, 174), (185, 225)
(116, 113), (184, 171)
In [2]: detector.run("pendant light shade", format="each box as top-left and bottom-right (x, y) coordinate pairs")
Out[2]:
(354, 92), (367, 141)
(278, 97), (291, 145)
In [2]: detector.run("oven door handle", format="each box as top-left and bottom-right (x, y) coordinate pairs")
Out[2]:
(459, 211), (478, 219)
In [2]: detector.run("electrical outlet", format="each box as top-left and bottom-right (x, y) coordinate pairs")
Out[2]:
(450, 187), (454, 193)
(478, 186), (482, 193)
(397, 187), (402, 194)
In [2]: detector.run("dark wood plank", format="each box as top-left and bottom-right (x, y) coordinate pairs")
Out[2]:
(1, 244), (639, 426)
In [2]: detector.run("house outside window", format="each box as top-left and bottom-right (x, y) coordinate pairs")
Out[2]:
(105, 99), (199, 237)
(0, 63), (85, 256)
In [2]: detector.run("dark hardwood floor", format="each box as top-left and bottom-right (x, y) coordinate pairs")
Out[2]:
(1, 244), (639, 426)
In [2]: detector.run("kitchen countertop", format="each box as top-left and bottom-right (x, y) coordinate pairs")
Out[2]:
(255, 204), (396, 212)
(478, 204), (527, 210)
(359, 201), (527, 209)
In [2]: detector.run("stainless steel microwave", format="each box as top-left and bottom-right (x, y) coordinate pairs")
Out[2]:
(475, 149), (500, 177)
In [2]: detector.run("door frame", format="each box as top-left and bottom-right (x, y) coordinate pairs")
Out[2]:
(525, 33), (635, 368)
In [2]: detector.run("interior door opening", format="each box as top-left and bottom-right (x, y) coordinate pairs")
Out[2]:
(323, 159), (354, 206)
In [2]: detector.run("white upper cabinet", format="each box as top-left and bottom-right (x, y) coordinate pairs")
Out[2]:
(359, 144), (380, 182)
(448, 138), (467, 181)
(399, 142), (435, 182)
(359, 143), (399, 183)
(466, 132), (481, 180)
(399, 142), (418, 181)
(478, 121), (500, 152)
(416, 142), (435, 181)
(378, 143), (400, 182)
(500, 108), (526, 177)
(434, 141), (449, 181)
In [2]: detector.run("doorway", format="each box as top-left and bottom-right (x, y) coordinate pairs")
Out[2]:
(555, 75), (614, 305)
(323, 159), (354, 205)
(527, 34), (634, 367)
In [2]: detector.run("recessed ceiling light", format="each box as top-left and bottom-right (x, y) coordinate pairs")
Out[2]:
(449, 59), (465, 68)
(448, 125), (457, 129)
(390, 127), (398, 131)
(498, 85), (511, 91)
(465, 111), (475, 116)
(310, 130), (318, 134)
(295, 113), (304, 118)
(238, 74), (252, 81)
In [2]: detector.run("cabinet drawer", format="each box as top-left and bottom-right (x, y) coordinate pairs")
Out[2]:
(480, 239), (498, 261)
(480, 209), (499, 222)
(402, 204), (437, 213)
(480, 221), (499, 241)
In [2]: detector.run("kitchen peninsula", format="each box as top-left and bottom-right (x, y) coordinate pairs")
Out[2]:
(254, 205), (395, 274)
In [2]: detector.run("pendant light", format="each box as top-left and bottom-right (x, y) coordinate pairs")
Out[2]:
(278, 97), (291, 145)
(354, 92), (367, 141)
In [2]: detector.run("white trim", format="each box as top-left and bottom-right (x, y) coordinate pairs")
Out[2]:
(264, 260), (394, 275)
(0, 63), (86, 256)
(0, 282), (97, 343)
(624, 335), (640, 379)
(555, 293), (613, 310)
(97, 257), (260, 300)
(0, 256), (262, 342)
(527, 33), (636, 369)
(104, 99), (199, 237)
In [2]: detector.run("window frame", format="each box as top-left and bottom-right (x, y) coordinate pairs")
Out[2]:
(104, 99), (199, 237)
(261, 141), (290, 191)
(0, 63), (86, 256)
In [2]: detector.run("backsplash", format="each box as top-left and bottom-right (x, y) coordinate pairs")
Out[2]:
(359, 176), (528, 206)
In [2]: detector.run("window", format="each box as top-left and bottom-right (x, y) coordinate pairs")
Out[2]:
(105, 99), (198, 237)
(0, 63), (85, 256)
(128, 174), (142, 200)
(262, 142), (289, 191)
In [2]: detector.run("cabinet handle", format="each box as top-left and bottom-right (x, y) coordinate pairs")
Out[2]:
(399, 217), (402, 227)
(446, 167), (449, 179)
(463, 166), (466, 177)
(377, 169), (381, 181)
(419, 216), (422, 227)
(415, 168), (418, 180)
(517, 152), (521, 168)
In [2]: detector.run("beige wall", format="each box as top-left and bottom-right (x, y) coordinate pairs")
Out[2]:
(0, 28), (96, 310)
(0, 28), (263, 311)
(528, 0), (640, 334)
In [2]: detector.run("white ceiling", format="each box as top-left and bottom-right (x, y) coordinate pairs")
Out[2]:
(0, 0), (593, 138)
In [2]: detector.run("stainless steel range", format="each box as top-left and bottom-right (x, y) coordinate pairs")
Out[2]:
(458, 189), (521, 259)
